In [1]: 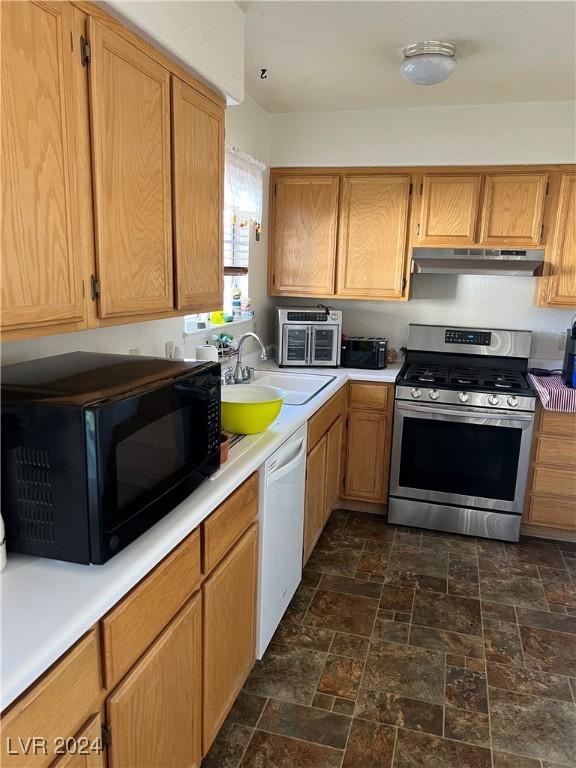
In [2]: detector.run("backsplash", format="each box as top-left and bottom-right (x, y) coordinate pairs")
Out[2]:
(279, 275), (573, 361)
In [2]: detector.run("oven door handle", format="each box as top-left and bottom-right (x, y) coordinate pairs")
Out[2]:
(306, 326), (313, 364)
(396, 402), (534, 422)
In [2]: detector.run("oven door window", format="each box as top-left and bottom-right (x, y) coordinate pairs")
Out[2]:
(399, 416), (521, 502)
(311, 326), (338, 364)
(283, 326), (308, 363)
(94, 377), (214, 533)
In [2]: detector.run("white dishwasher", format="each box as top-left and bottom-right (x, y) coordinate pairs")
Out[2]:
(257, 423), (307, 658)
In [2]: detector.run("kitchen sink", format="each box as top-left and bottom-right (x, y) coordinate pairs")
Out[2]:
(251, 370), (336, 405)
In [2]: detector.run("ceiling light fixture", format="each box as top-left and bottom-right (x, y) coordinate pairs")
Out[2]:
(400, 41), (457, 86)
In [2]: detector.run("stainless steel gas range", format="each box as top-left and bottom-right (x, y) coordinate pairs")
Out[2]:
(388, 324), (536, 542)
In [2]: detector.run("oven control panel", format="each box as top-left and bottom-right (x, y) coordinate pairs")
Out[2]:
(445, 329), (492, 346)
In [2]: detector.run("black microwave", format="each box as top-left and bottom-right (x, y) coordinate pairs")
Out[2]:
(1, 353), (221, 565)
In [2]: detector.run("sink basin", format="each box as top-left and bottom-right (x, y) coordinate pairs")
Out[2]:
(221, 385), (287, 434)
(252, 371), (336, 405)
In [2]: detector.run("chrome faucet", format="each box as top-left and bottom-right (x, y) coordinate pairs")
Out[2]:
(233, 332), (267, 384)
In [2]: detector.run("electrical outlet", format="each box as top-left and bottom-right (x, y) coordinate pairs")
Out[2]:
(165, 340), (175, 359)
(558, 331), (567, 351)
(129, 348), (140, 355)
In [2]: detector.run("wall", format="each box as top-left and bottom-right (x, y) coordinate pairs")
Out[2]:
(270, 99), (575, 360)
(270, 101), (575, 167)
(280, 279), (572, 360)
(106, 1), (245, 104)
(2, 96), (273, 366)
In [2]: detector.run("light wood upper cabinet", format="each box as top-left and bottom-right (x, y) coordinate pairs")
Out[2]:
(540, 173), (576, 306)
(1, 1), (86, 332)
(172, 77), (224, 312)
(337, 176), (411, 298)
(203, 525), (258, 754)
(88, 20), (173, 318)
(271, 176), (339, 295)
(480, 173), (548, 245)
(417, 174), (482, 245)
(106, 594), (202, 768)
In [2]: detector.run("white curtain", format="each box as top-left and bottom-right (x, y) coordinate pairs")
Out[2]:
(224, 145), (265, 226)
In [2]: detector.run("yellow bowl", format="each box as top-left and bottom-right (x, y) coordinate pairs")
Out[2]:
(220, 385), (287, 434)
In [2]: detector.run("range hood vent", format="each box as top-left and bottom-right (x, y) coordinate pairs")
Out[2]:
(411, 248), (545, 276)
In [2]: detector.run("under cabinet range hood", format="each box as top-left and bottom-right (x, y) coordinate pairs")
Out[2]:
(411, 248), (545, 276)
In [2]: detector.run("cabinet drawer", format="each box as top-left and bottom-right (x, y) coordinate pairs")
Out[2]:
(536, 436), (576, 468)
(540, 408), (576, 437)
(532, 466), (576, 498)
(308, 386), (347, 451)
(202, 473), (259, 574)
(102, 529), (201, 689)
(528, 495), (576, 530)
(349, 382), (390, 412)
(1, 631), (101, 768)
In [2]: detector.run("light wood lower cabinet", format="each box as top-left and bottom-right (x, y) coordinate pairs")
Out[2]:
(325, 416), (345, 523)
(304, 437), (328, 563)
(0, 475), (260, 768)
(52, 716), (105, 768)
(1, 631), (101, 768)
(101, 529), (201, 690)
(106, 594), (202, 768)
(304, 390), (347, 562)
(524, 406), (576, 537)
(343, 382), (394, 505)
(203, 524), (258, 753)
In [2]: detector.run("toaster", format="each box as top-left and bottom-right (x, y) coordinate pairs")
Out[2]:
(341, 336), (388, 369)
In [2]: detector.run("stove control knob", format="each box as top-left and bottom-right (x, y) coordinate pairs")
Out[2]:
(488, 394), (501, 406)
(507, 396), (519, 408)
(429, 389), (440, 400)
(458, 392), (469, 403)
(411, 387), (422, 399)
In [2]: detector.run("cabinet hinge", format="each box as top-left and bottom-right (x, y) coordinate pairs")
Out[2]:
(420, 183), (423, 195)
(272, 273), (276, 286)
(402, 277), (407, 290)
(409, 183), (413, 195)
(90, 274), (101, 300)
(274, 183), (277, 196)
(80, 35), (91, 66)
(101, 724), (112, 748)
(545, 182), (550, 196)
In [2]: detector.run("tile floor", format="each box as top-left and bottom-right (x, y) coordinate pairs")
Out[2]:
(202, 510), (576, 768)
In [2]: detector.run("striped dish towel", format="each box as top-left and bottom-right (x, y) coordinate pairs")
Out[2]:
(529, 374), (576, 412)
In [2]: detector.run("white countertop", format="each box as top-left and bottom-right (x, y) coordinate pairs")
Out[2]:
(0, 362), (400, 711)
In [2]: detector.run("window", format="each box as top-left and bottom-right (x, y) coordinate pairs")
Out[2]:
(223, 146), (265, 317)
(185, 146), (265, 327)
